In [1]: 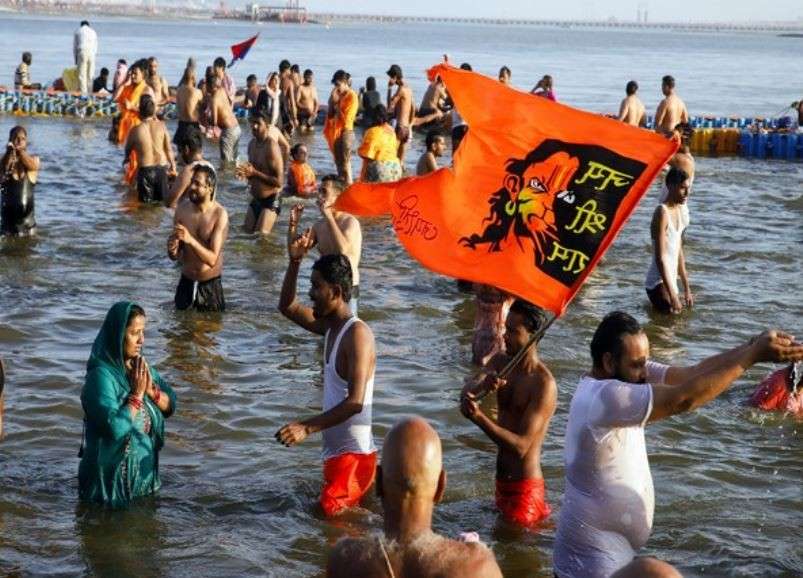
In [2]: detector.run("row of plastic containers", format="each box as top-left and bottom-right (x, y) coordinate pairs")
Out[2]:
(0, 91), (258, 120)
(644, 115), (794, 130)
(738, 131), (802, 161)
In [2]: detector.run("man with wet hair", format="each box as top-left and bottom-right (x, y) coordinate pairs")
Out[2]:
(553, 311), (803, 578)
(326, 417), (503, 577)
(213, 56), (236, 104)
(387, 64), (415, 164)
(296, 69), (319, 131)
(279, 59), (298, 133)
(236, 110), (288, 235)
(276, 240), (377, 517)
(654, 75), (688, 137)
(416, 129), (447, 176)
(618, 80), (646, 127)
(167, 164), (229, 312)
(645, 167), (692, 315)
(498, 65), (512, 85)
(208, 70), (241, 166)
(461, 299), (557, 527)
(125, 94), (176, 204)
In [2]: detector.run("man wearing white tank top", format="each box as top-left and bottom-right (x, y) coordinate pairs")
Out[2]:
(277, 234), (377, 517)
(646, 167), (692, 314)
(553, 312), (803, 578)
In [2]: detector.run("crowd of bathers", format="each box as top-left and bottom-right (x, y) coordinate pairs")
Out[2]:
(2, 23), (803, 577)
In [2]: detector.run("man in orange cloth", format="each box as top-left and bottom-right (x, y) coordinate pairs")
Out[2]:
(114, 61), (153, 183)
(277, 242), (377, 517)
(323, 70), (359, 185)
(460, 300), (557, 527)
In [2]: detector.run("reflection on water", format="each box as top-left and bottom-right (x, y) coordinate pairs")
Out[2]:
(1, 18), (802, 578)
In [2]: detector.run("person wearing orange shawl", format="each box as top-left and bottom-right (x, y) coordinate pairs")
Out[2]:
(287, 143), (317, 198)
(323, 70), (358, 185)
(357, 104), (401, 183)
(113, 61), (151, 184)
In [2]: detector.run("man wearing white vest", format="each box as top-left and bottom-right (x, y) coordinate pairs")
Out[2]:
(277, 232), (377, 517)
(73, 21), (98, 96)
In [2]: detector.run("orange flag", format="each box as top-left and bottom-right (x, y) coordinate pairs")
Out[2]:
(336, 64), (678, 315)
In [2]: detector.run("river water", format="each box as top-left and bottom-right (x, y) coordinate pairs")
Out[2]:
(0, 13), (801, 578)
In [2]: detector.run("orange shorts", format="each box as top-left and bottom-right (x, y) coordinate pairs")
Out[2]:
(320, 451), (377, 517)
(495, 477), (551, 527)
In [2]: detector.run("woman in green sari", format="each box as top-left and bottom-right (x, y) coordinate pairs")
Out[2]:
(79, 302), (177, 508)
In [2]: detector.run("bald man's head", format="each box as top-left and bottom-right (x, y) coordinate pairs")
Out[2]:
(378, 417), (445, 502)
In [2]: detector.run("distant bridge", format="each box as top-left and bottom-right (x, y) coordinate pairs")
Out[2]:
(304, 13), (803, 34)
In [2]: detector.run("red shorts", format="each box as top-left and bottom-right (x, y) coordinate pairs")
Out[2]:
(320, 451), (377, 517)
(495, 477), (551, 527)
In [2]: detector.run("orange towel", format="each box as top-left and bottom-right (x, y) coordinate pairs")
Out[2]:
(320, 451), (377, 517)
(495, 477), (551, 527)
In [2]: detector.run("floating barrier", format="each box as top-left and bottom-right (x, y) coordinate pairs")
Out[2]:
(0, 89), (259, 121)
(2, 90), (800, 161)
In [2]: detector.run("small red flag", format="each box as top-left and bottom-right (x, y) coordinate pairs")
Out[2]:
(229, 33), (259, 67)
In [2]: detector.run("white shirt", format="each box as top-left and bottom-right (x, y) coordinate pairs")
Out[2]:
(74, 25), (98, 57)
(321, 317), (375, 460)
(645, 201), (689, 292)
(554, 362), (668, 578)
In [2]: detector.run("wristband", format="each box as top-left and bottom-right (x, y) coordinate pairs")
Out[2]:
(153, 387), (162, 404)
(128, 395), (143, 410)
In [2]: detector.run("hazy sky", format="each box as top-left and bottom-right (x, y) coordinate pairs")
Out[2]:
(297, 1), (803, 23)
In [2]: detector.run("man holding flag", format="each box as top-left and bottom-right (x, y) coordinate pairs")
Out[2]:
(460, 299), (557, 528)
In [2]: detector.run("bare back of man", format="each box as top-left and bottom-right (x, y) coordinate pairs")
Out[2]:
(174, 198), (228, 282)
(655, 94), (688, 137)
(390, 84), (414, 162)
(619, 95), (646, 127)
(244, 125), (284, 234)
(312, 212), (362, 287)
(419, 81), (446, 113)
(328, 532), (501, 578)
(128, 119), (169, 168)
(177, 84), (203, 123)
(213, 89), (237, 130)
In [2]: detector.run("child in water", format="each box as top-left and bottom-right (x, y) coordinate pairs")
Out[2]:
(286, 143), (317, 199)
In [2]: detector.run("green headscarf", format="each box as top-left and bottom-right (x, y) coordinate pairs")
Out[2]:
(87, 301), (139, 388)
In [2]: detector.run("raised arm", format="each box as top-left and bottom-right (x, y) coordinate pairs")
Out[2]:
(650, 330), (803, 422)
(277, 228), (325, 335)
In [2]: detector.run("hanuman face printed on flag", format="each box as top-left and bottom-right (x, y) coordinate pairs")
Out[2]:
(459, 150), (579, 263)
(460, 140), (648, 287)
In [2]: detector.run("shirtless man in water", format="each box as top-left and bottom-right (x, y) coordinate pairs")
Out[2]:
(125, 94), (176, 204)
(416, 130), (446, 176)
(618, 80), (647, 127)
(236, 111), (288, 235)
(296, 69), (319, 131)
(326, 417), (502, 578)
(387, 64), (415, 164)
(207, 72), (241, 166)
(461, 300), (557, 527)
(174, 63), (203, 146)
(146, 57), (170, 116)
(167, 164), (228, 312)
(654, 75), (688, 137)
(669, 123), (695, 182)
(287, 175), (362, 312)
